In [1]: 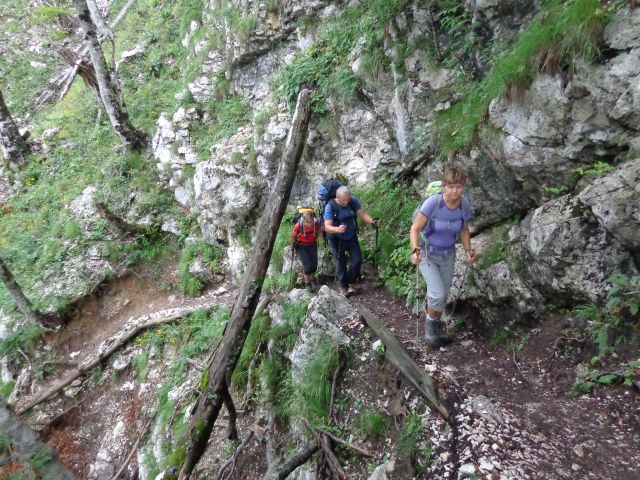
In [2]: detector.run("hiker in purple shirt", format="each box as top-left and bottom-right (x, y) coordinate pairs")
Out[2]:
(409, 168), (477, 347)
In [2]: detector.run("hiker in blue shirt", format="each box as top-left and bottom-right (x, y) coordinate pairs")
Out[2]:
(324, 186), (380, 296)
(410, 168), (477, 347)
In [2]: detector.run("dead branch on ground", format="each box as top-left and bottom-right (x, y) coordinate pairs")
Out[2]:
(17, 301), (224, 415)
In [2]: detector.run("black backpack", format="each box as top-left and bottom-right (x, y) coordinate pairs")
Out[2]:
(317, 179), (358, 240)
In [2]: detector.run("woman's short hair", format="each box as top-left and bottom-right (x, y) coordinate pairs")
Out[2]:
(442, 168), (467, 185)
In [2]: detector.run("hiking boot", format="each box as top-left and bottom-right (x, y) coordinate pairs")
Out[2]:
(310, 279), (320, 292)
(425, 319), (451, 348)
(305, 282), (314, 293)
(348, 283), (360, 293)
(339, 286), (349, 296)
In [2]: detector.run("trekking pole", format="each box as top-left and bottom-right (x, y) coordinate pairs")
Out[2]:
(372, 221), (379, 273)
(288, 244), (296, 290)
(415, 262), (421, 345)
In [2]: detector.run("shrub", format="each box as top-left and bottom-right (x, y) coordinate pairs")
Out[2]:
(355, 409), (388, 440)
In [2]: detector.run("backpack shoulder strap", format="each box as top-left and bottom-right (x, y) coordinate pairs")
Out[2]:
(461, 195), (472, 222)
(428, 193), (443, 221)
(328, 199), (339, 221)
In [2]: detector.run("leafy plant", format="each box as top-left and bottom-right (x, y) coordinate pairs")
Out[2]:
(0, 381), (15, 400)
(355, 409), (388, 441)
(0, 323), (43, 362)
(545, 186), (568, 196)
(398, 414), (432, 474)
(569, 360), (639, 397)
(571, 272), (640, 358)
(178, 241), (224, 296)
(575, 161), (613, 177)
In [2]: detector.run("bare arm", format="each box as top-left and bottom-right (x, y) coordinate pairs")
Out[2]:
(357, 209), (378, 226)
(410, 213), (428, 264)
(324, 219), (346, 234)
(459, 224), (477, 263)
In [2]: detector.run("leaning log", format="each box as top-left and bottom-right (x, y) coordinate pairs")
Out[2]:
(355, 303), (450, 422)
(177, 88), (312, 479)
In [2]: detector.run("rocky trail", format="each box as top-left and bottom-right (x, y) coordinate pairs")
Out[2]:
(4, 264), (639, 480)
(355, 278), (640, 480)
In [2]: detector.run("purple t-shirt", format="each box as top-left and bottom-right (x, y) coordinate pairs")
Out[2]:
(419, 195), (469, 248)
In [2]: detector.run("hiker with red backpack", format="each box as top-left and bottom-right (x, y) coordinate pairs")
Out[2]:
(290, 208), (321, 292)
(409, 168), (477, 347)
(323, 185), (380, 297)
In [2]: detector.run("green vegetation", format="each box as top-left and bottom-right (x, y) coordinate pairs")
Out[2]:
(0, 381), (15, 400)
(231, 313), (270, 389)
(571, 271), (640, 359)
(575, 160), (614, 178)
(275, 0), (409, 111)
(398, 414), (432, 474)
(133, 351), (150, 382)
(0, 432), (9, 453)
(490, 319), (531, 353)
(426, 0), (610, 158)
(178, 240), (225, 296)
(569, 359), (639, 396)
(0, 322), (43, 361)
(0, 0), (251, 313)
(140, 307), (229, 473)
(29, 448), (53, 469)
(354, 177), (421, 301)
(355, 408), (388, 441)
(190, 96), (252, 162)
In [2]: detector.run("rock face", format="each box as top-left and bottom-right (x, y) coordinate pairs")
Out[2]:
(578, 158), (640, 253)
(289, 285), (355, 381)
(511, 195), (637, 304)
(148, 1), (640, 324)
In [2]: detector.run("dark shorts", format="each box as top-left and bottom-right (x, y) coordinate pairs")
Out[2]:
(295, 243), (318, 275)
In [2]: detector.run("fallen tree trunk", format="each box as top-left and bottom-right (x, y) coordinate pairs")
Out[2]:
(16, 300), (225, 415)
(177, 87), (312, 479)
(355, 303), (450, 422)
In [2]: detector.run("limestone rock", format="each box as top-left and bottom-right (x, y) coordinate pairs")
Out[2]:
(289, 286), (354, 381)
(578, 158), (640, 252)
(367, 458), (395, 480)
(510, 195), (637, 304)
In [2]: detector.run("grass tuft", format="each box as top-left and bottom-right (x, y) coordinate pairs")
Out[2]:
(427, 0), (609, 158)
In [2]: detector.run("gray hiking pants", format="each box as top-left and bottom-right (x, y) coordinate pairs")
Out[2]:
(419, 247), (455, 313)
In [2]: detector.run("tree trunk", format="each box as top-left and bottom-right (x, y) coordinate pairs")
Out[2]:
(86, 0), (113, 40)
(72, 0), (146, 150)
(177, 88), (312, 479)
(0, 257), (39, 324)
(0, 89), (28, 167)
